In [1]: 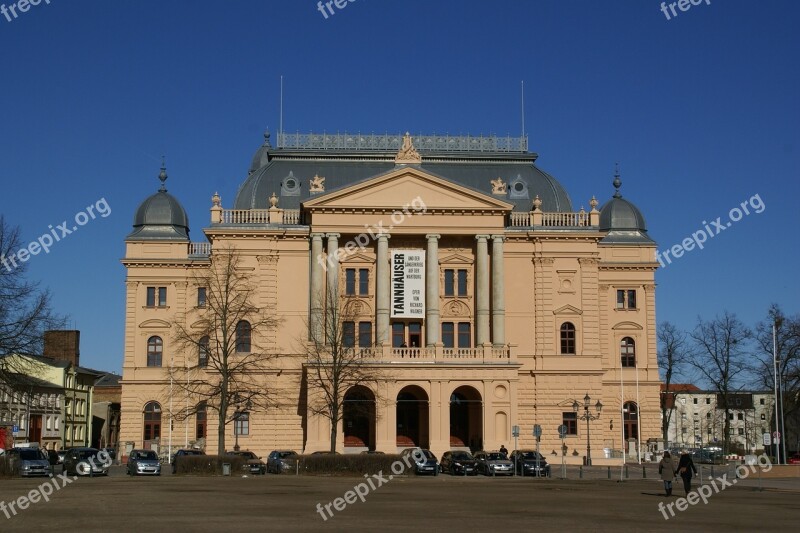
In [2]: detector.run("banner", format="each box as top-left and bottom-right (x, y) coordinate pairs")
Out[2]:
(390, 250), (425, 318)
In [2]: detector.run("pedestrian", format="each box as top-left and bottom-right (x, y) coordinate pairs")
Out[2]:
(676, 449), (698, 493)
(499, 444), (508, 459)
(658, 451), (675, 496)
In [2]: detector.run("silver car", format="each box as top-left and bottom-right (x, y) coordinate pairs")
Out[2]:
(62, 447), (110, 476)
(126, 449), (161, 476)
(474, 451), (514, 476)
(8, 447), (52, 477)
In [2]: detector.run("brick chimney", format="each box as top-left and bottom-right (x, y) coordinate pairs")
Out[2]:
(43, 330), (80, 366)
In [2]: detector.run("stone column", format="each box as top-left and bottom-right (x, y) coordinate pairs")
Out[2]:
(376, 234), (391, 344)
(309, 233), (325, 341)
(475, 235), (490, 345)
(425, 234), (441, 346)
(491, 235), (505, 346)
(326, 233), (340, 316)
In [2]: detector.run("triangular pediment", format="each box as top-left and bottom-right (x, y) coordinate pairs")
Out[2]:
(440, 253), (473, 265)
(340, 252), (375, 263)
(303, 167), (513, 212)
(552, 304), (583, 316)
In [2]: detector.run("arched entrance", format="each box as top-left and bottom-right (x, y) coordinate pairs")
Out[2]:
(450, 386), (482, 451)
(623, 401), (639, 441)
(396, 386), (429, 448)
(343, 386), (376, 450)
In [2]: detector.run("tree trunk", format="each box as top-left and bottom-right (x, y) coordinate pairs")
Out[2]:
(329, 403), (338, 453)
(218, 406), (226, 454)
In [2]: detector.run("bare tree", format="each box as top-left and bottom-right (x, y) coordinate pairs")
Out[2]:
(167, 246), (279, 454)
(304, 289), (385, 453)
(688, 311), (751, 455)
(657, 322), (688, 444)
(0, 216), (64, 387)
(753, 304), (800, 460)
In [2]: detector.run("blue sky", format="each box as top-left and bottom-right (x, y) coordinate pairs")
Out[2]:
(1, 0), (797, 373)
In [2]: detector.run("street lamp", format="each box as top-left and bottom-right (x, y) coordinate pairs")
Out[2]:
(233, 396), (252, 452)
(573, 394), (603, 466)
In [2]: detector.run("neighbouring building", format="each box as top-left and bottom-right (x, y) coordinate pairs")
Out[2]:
(92, 373), (121, 452)
(120, 131), (661, 462)
(661, 384), (775, 454)
(0, 374), (64, 450)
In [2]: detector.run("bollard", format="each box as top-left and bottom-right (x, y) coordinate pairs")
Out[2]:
(608, 466), (611, 479)
(579, 466), (583, 479)
(625, 465), (629, 479)
(710, 466), (715, 479)
(643, 466), (647, 479)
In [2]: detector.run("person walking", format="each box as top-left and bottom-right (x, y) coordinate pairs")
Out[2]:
(658, 451), (676, 496)
(676, 450), (698, 493)
(499, 445), (508, 459)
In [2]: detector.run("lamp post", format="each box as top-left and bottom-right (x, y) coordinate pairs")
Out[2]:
(233, 396), (252, 452)
(573, 394), (602, 466)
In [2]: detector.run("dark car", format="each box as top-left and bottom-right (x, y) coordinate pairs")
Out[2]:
(226, 450), (266, 475)
(267, 450), (298, 474)
(126, 449), (161, 476)
(440, 450), (478, 475)
(7, 447), (52, 477)
(62, 447), (110, 476)
(510, 450), (550, 477)
(171, 448), (206, 474)
(47, 449), (60, 466)
(474, 451), (514, 476)
(401, 448), (439, 476)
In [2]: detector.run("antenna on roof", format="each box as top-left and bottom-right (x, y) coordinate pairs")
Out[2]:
(279, 75), (284, 146)
(521, 80), (525, 138)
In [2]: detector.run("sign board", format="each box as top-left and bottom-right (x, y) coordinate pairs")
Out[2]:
(512, 425), (520, 437)
(557, 425), (567, 438)
(390, 250), (425, 318)
(12, 425), (19, 433)
(763, 433), (771, 446)
(773, 431), (780, 444)
(533, 424), (542, 438)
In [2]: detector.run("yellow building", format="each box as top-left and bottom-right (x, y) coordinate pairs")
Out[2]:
(120, 132), (660, 463)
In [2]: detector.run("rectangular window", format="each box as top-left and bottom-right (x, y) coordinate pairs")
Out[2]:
(693, 398), (698, 404)
(345, 269), (356, 295)
(358, 322), (372, 348)
(457, 269), (468, 297)
(737, 413), (743, 421)
(760, 398), (765, 405)
(616, 290), (625, 309)
(562, 412), (578, 435)
(706, 398), (711, 405)
(234, 412), (249, 436)
(392, 323), (405, 348)
(146, 287), (155, 307)
(147, 287), (167, 307)
(444, 269), (455, 297)
(627, 290), (636, 309)
(738, 428), (744, 435)
(343, 321), (355, 348)
(408, 322), (421, 348)
(442, 322), (454, 348)
(616, 289), (636, 309)
(457, 322), (471, 348)
(760, 414), (766, 420)
(359, 268), (369, 295)
(197, 287), (207, 308)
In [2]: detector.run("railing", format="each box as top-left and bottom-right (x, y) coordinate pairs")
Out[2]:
(327, 344), (513, 362)
(283, 209), (302, 224)
(220, 209), (271, 224)
(509, 211), (595, 228)
(541, 212), (590, 227)
(277, 132), (529, 153)
(509, 212), (530, 227)
(189, 242), (211, 256)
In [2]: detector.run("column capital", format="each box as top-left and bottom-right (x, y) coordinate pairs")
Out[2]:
(425, 234), (441, 241)
(325, 233), (341, 239)
(475, 234), (490, 242)
(376, 233), (391, 241)
(490, 234), (505, 242)
(310, 232), (325, 240)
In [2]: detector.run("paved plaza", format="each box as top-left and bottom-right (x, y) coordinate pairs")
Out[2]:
(0, 466), (798, 532)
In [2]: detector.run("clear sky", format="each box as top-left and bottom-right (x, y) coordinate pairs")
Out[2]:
(1, 0), (798, 373)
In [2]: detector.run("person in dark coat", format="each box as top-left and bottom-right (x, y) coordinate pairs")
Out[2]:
(658, 451), (676, 496)
(499, 445), (508, 459)
(676, 450), (698, 493)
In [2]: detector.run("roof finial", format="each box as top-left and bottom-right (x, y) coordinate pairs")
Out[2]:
(612, 162), (622, 198)
(158, 156), (168, 192)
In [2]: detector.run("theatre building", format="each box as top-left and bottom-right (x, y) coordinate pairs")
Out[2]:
(119, 131), (660, 461)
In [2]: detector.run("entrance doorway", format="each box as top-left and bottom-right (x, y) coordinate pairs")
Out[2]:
(396, 386), (429, 448)
(343, 386), (376, 450)
(450, 386), (482, 451)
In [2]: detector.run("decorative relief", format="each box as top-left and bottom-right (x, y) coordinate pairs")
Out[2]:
(577, 257), (599, 266)
(557, 270), (577, 294)
(395, 132), (422, 164)
(256, 253), (279, 264)
(490, 177), (507, 195)
(309, 174), (326, 193)
(442, 299), (470, 317)
(494, 385), (508, 399)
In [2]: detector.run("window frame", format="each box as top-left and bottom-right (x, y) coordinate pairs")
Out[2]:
(235, 320), (251, 353)
(146, 336), (163, 367)
(442, 322), (455, 348)
(560, 322), (576, 355)
(620, 337), (636, 368)
(358, 321), (372, 348)
(234, 412), (250, 436)
(457, 322), (471, 348)
(562, 412), (578, 435)
(197, 287), (207, 308)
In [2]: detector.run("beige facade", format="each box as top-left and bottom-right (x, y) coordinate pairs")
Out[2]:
(120, 133), (661, 463)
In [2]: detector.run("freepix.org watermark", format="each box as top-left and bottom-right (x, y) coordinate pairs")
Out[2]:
(315, 449), (425, 521)
(658, 454), (772, 520)
(317, 196), (426, 272)
(1, 198), (111, 273)
(660, 0), (711, 21)
(1, 0), (53, 23)
(2, 450), (112, 520)
(655, 193), (764, 269)
(316, 0), (357, 20)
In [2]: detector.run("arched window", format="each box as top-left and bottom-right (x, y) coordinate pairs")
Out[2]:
(143, 401), (162, 441)
(147, 336), (163, 367)
(623, 402), (639, 441)
(196, 402), (207, 440)
(236, 321), (251, 353)
(620, 337), (636, 368)
(198, 336), (210, 367)
(560, 322), (576, 355)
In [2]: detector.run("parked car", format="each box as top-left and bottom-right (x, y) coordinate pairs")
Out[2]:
(510, 450), (551, 477)
(102, 448), (117, 461)
(62, 448), (110, 476)
(226, 450), (266, 475)
(788, 453), (800, 465)
(47, 449), (60, 466)
(311, 451), (341, 455)
(400, 448), (439, 476)
(126, 449), (161, 476)
(360, 451), (385, 455)
(474, 451), (514, 476)
(440, 450), (478, 475)
(267, 450), (298, 474)
(171, 448), (206, 474)
(7, 447), (52, 477)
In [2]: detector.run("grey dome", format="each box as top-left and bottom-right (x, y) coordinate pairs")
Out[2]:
(126, 166), (190, 241)
(599, 196), (647, 231)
